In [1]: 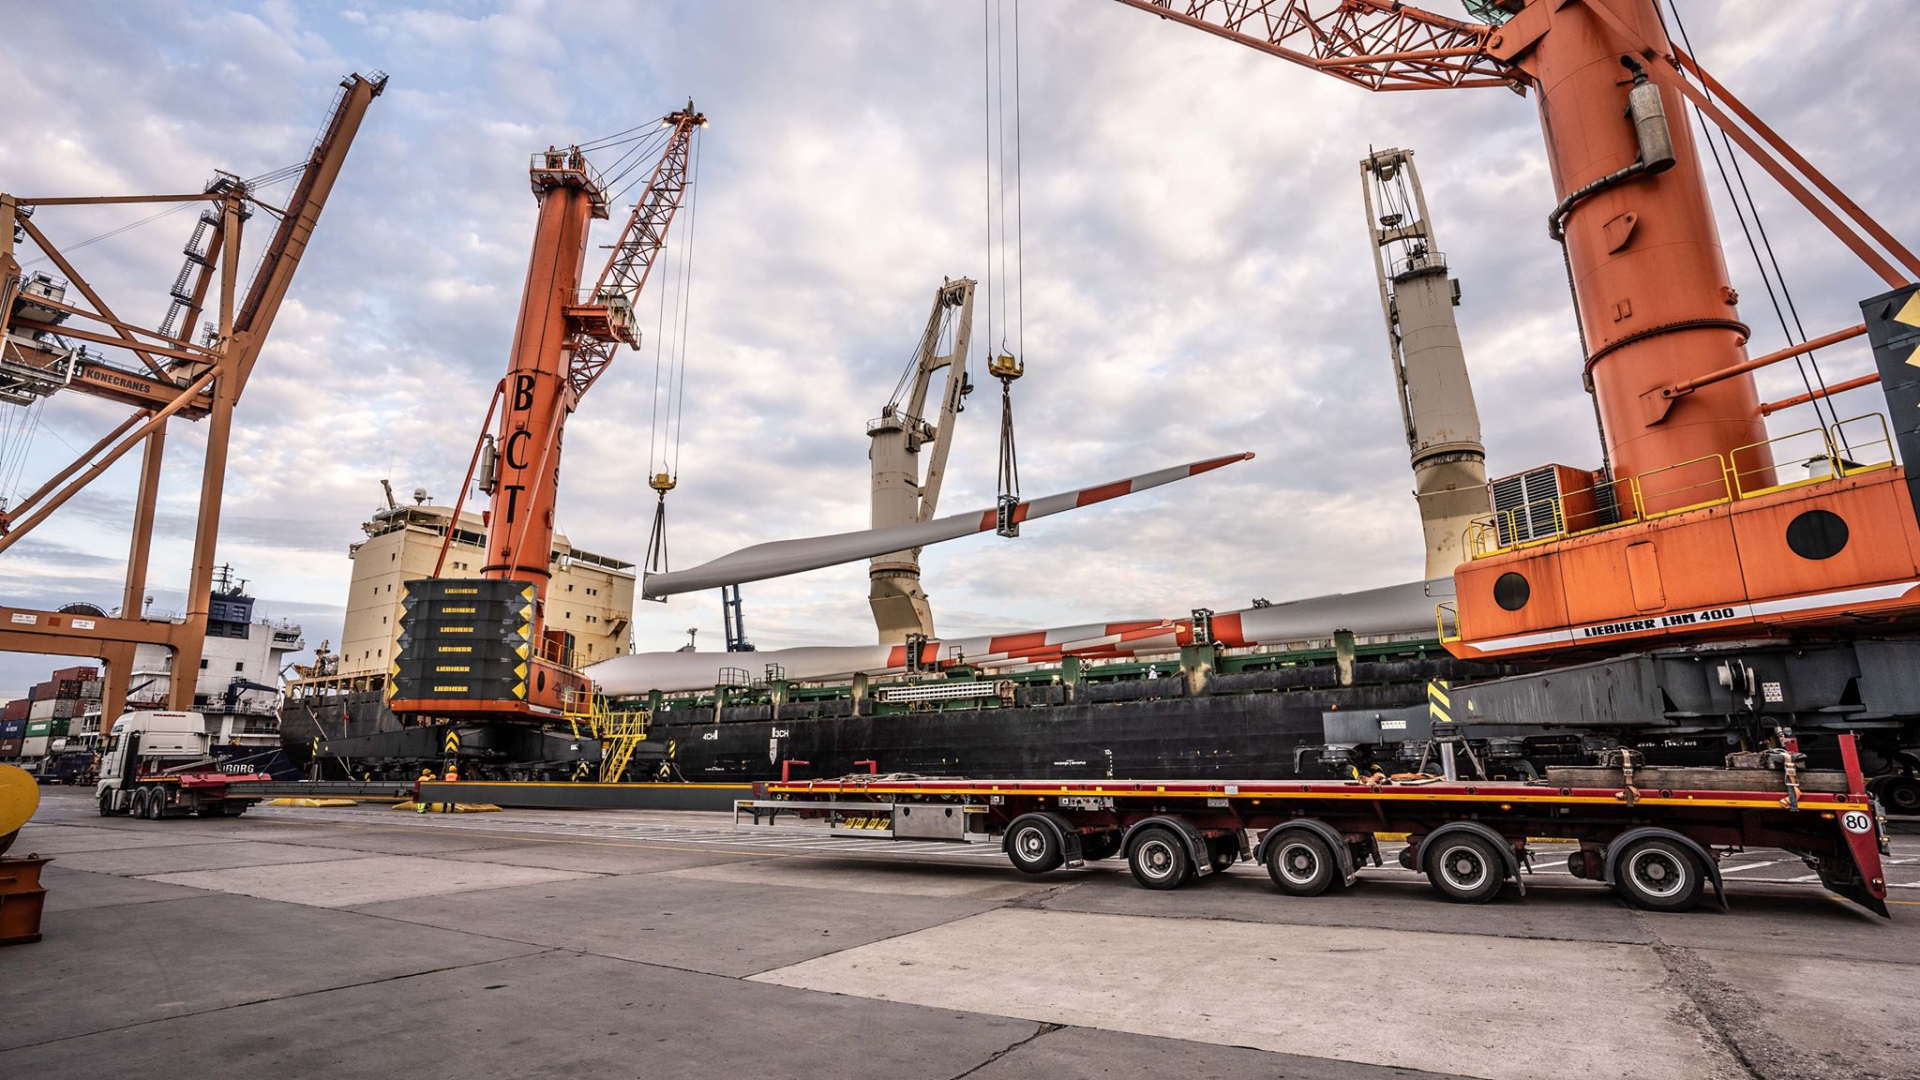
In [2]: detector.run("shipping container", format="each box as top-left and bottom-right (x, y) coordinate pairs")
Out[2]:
(28, 681), (54, 702)
(21, 736), (48, 758)
(79, 679), (103, 700)
(25, 719), (49, 738)
(0, 737), (21, 758)
(50, 665), (99, 682)
(50, 699), (80, 720)
(55, 679), (83, 699)
(0, 718), (24, 738)
(27, 699), (57, 721)
(1, 698), (27, 722)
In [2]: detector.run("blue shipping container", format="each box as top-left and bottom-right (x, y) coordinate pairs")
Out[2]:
(0, 718), (25, 738)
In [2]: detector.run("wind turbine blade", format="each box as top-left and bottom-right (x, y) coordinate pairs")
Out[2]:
(584, 576), (1449, 696)
(639, 451), (1253, 598)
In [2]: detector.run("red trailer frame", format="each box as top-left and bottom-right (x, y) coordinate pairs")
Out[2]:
(742, 735), (1891, 917)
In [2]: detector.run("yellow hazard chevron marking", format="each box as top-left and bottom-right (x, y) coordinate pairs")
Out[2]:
(443, 730), (461, 754)
(1429, 679), (1453, 725)
(514, 662), (528, 681)
(1896, 291), (1920, 329)
(515, 641), (530, 659)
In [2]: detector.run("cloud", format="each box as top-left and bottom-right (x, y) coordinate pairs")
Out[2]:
(1, 0), (1916, 700)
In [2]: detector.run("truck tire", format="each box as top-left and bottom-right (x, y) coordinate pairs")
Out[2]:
(1877, 775), (1920, 816)
(1424, 832), (1504, 904)
(224, 801), (249, 817)
(1004, 815), (1065, 875)
(1127, 826), (1190, 890)
(98, 789), (114, 817)
(1265, 830), (1338, 897)
(1612, 836), (1705, 912)
(132, 788), (153, 820)
(1081, 830), (1123, 861)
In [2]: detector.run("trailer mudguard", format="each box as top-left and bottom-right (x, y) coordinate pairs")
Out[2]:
(1602, 826), (1726, 910)
(1255, 819), (1359, 886)
(1003, 811), (1085, 869)
(1121, 815), (1214, 877)
(1415, 821), (1524, 896)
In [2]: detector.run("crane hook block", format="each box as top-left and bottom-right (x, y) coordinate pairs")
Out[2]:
(989, 353), (1024, 382)
(650, 472), (677, 493)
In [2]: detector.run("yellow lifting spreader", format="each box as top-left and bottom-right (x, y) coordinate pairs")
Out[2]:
(988, 352), (1024, 382)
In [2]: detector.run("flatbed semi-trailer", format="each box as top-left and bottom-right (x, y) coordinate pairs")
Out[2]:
(737, 735), (1892, 917)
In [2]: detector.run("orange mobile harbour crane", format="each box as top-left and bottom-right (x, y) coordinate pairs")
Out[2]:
(1111, 0), (1920, 662)
(378, 106), (707, 775)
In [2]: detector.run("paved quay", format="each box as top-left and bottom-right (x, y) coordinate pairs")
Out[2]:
(4, 788), (1917, 1079)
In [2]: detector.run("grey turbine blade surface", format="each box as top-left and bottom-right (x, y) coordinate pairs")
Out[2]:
(639, 451), (1253, 598)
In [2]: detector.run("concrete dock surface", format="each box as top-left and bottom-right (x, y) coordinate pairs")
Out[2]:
(3, 788), (1917, 1080)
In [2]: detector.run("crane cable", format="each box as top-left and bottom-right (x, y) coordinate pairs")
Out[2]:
(641, 125), (702, 576)
(984, 0), (1026, 533)
(1662, 1), (1845, 451)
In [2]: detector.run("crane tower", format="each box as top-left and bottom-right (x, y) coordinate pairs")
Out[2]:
(1360, 148), (1488, 580)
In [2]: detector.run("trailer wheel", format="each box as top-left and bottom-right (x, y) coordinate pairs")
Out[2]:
(1612, 837), (1704, 912)
(1005, 815), (1065, 875)
(1424, 833), (1504, 904)
(1127, 826), (1190, 890)
(98, 789), (113, 817)
(1081, 831), (1123, 861)
(1266, 831), (1338, 897)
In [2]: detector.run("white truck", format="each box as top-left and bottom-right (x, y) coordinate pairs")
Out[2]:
(95, 711), (271, 819)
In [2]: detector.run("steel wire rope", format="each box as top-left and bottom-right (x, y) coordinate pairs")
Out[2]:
(982, 0), (995, 381)
(16, 158), (302, 270)
(669, 130), (702, 479)
(1012, 0), (1024, 361)
(1664, 0), (1844, 446)
(995, 0), (1010, 356)
(604, 129), (676, 203)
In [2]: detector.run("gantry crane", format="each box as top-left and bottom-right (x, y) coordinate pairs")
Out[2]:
(868, 278), (976, 642)
(1116, 1), (1920, 667)
(0, 72), (385, 724)
(388, 104), (706, 740)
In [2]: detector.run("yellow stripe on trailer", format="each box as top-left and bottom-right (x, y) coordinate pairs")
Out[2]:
(764, 783), (1861, 813)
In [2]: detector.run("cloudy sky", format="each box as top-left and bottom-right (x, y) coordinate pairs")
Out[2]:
(1, 1), (1915, 698)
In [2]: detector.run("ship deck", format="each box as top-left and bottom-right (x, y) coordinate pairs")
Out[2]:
(5, 788), (1918, 1079)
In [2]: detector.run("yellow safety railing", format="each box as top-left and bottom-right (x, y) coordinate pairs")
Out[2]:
(563, 689), (651, 782)
(1434, 601), (1461, 644)
(1465, 412), (1898, 562)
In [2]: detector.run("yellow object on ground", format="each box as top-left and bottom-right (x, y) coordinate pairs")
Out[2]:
(393, 801), (501, 813)
(0, 764), (41, 854)
(265, 797), (359, 808)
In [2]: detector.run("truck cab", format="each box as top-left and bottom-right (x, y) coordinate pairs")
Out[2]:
(96, 711), (262, 819)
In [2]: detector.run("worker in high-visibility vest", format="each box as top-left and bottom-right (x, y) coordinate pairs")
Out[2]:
(414, 768), (436, 814)
(440, 765), (460, 812)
